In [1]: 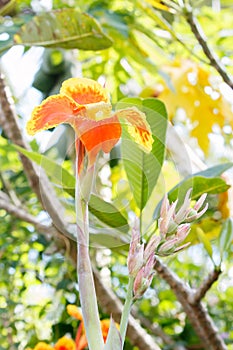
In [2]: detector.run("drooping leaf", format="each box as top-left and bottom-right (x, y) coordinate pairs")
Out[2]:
(218, 218), (233, 259)
(153, 162), (233, 219)
(13, 144), (76, 196)
(13, 144), (129, 232)
(103, 318), (122, 350)
(13, 8), (113, 50)
(119, 97), (168, 211)
(89, 194), (129, 234)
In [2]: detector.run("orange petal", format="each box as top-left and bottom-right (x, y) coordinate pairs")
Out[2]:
(76, 334), (88, 350)
(73, 116), (121, 165)
(27, 95), (85, 135)
(60, 78), (110, 105)
(115, 107), (153, 153)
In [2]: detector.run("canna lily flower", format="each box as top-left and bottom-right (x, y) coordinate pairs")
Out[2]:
(27, 78), (153, 172)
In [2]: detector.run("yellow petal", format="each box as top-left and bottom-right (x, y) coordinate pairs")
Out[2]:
(60, 78), (110, 105)
(116, 107), (153, 153)
(66, 304), (83, 321)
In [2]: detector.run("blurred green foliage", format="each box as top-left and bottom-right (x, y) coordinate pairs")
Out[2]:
(0, 0), (233, 349)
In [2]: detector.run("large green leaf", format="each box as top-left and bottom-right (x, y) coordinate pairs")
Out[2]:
(13, 144), (128, 232)
(13, 9), (113, 50)
(118, 97), (168, 211)
(153, 163), (233, 219)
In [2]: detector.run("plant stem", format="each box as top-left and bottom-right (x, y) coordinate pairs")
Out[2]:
(75, 152), (104, 350)
(119, 276), (134, 347)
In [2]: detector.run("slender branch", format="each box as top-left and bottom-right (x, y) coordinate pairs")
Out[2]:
(154, 256), (227, 350)
(188, 268), (222, 304)
(184, 8), (233, 89)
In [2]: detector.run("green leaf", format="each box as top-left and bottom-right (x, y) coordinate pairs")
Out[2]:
(104, 318), (122, 350)
(13, 145), (76, 196)
(13, 144), (129, 232)
(196, 227), (213, 259)
(194, 163), (233, 178)
(118, 97), (168, 211)
(154, 163), (233, 219)
(89, 195), (129, 233)
(218, 218), (233, 259)
(13, 9), (113, 50)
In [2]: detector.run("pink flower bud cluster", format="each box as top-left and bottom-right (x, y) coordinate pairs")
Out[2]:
(127, 220), (159, 299)
(127, 189), (208, 298)
(157, 188), (208, 255)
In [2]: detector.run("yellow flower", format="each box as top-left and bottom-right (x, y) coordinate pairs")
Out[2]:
(54, 336), (75, 350)
(34, 342), (53, 350)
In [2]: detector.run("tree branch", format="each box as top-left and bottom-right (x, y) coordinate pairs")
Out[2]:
(188, 268), (222, 305)
(154, 256), (227, 350)
(185, 9), (233, 89)
(0, 72), (75, 241)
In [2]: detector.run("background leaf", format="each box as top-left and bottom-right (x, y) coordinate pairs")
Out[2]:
(154, 163), (233, 219)
(119, 97), (168, 211)
(13, 144), (129, 233)
(13, 8), (113, 50)
(218, 218), (233, 259)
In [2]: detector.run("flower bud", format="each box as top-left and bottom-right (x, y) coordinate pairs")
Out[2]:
(144, 235), (161, 262)
(127, 220), (144, 277)
(133, 253), (155, 299)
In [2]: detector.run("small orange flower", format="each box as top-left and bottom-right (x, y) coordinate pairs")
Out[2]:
(54, 336), (75, 350)
(33, 342), (54, 350)
(27, 78), (153, 172)
(66, 304), (117, 349)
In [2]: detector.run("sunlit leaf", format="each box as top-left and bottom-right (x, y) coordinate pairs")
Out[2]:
(14, 8), (113, 50)
(156, 60), (233, 152)
(118, 97), (168, 211)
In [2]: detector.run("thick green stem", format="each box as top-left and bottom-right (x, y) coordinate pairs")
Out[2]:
(75, 156), (104, 350)
(119, 276), (134, 348)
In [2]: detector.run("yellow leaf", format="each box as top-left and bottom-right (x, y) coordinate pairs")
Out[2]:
(141, 60), (233, 153)
(145, 0), (176, 13)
